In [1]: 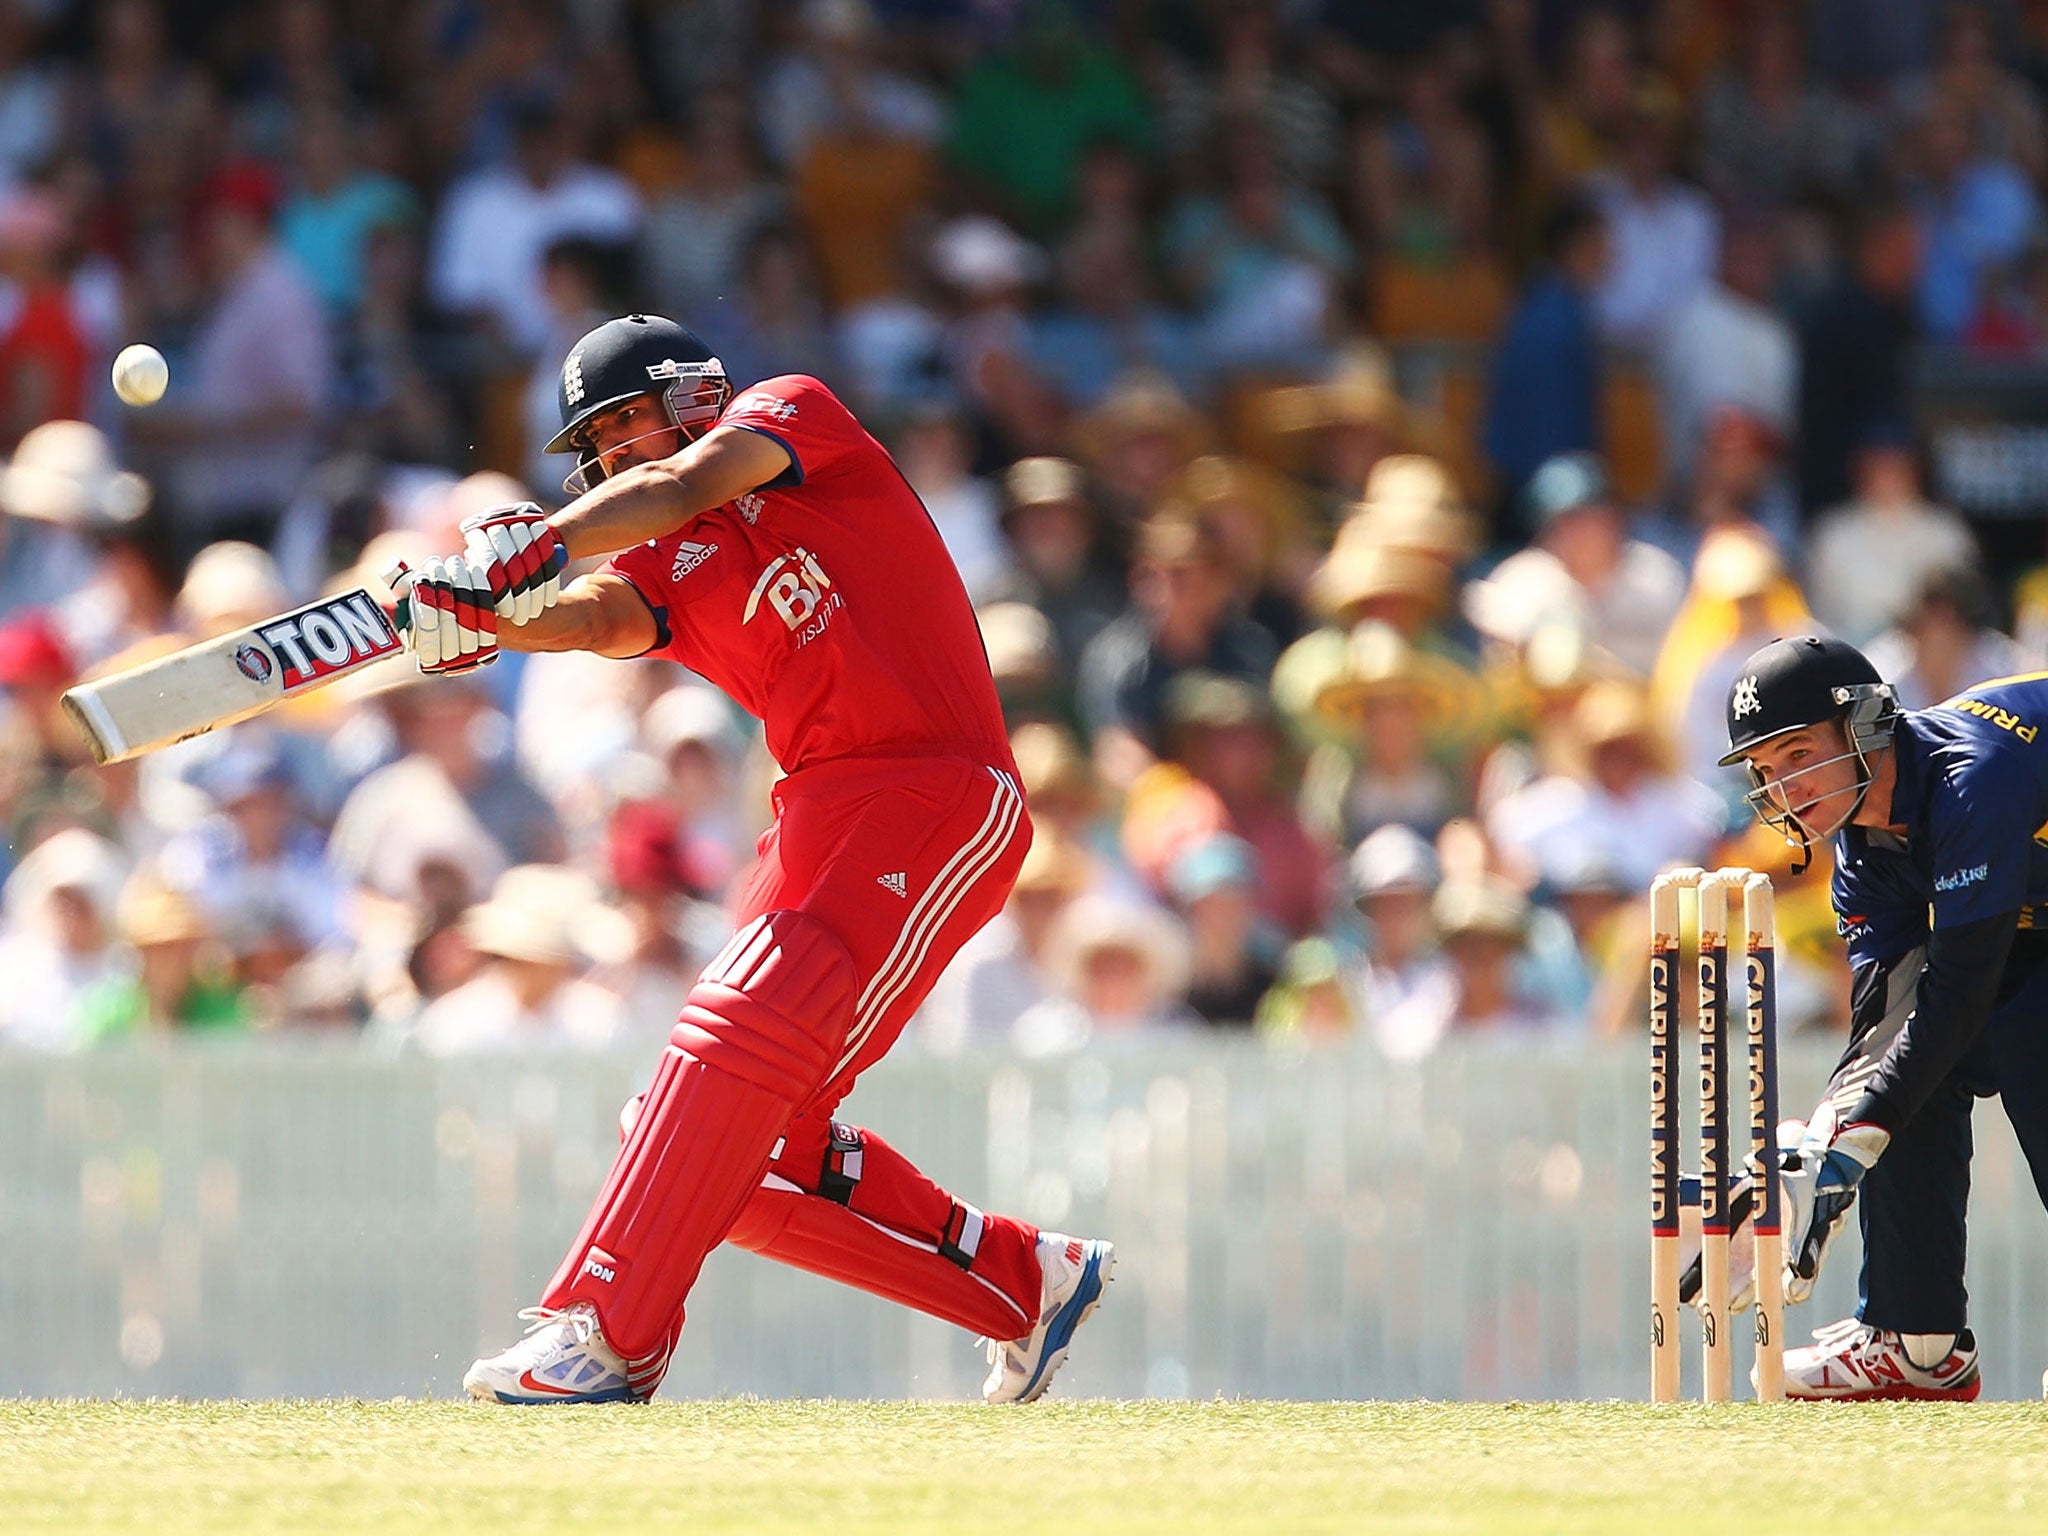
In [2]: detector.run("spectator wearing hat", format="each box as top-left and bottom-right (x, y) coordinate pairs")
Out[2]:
(1483, 193), (1607, 513)
(1262, 345), (1407, 517)
(0, 419), (163, 667)
(1072, 368), (1208, 531)
(1303, 621), (1474, 846)
(979, 600), (1063, 727)
(76, 874), (246, 1041)
(410, 865), (625, 1056)
(918, 828), (1092, 1052)
(1161, 670), (1326, 938)
(1012, 890), (1198, 1057)
(1486, 678), (1721, 892)
(1865, 564), (2024, 711)
(891, 392), (1012, 604)
(130, 164), (333, 555)
(986, 456), (1124, 680)
(175, 540), (288, 639)
(1166, 832), (1283, 1026)
(1475, 452), (1685, 678)
(158, 732), (341, 964)
(1171, 455), (1315, 647)
(0, 606), (75, 773)
(1077, 511), (1280, 792)
(1254, 937), (1358, 1041)
(0, 827), (129, 1050)
(1429, 875), (1556, 1036)
(1805, 428), (1978, 645)
(1340, 823), (1453, 1051)
(1662, 526), (1816, 791)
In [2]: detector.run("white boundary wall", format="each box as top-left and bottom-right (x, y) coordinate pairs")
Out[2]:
(2, 1038), (2044, 1400)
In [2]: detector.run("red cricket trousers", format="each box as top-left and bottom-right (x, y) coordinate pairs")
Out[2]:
(542, 752), (1041, 1387)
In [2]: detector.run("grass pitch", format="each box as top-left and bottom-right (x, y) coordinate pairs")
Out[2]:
(5, 1399), (2045, 1535)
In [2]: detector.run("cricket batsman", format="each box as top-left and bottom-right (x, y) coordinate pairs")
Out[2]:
(395, 314), (1112, 1403)
(1707, 633), (2048, 1399)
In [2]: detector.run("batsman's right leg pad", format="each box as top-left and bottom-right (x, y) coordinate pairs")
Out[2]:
(541, 911), (855, 1371)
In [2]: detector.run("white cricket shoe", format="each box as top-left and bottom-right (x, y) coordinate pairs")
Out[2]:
(982, 1232), (1114, 1404)
(463, 1303), (641, 1404)
(1771, 1317), (1981, 1401)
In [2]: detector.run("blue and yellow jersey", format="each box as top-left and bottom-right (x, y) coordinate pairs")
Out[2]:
(1833, 671), (2048, 970)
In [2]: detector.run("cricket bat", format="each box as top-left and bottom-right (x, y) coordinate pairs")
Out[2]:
(62, 587), (406, 765)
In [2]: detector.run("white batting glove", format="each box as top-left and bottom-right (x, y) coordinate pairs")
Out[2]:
(461, 502), (566, 625)
(388, 555), (500, 676)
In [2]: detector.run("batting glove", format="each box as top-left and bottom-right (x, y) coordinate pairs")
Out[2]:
(461, 502), (567, 625)
(389, 555), (499, 676)
(1780, 1103), (1890, 1305)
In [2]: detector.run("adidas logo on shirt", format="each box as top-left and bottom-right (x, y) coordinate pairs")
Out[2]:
(877, 872), (908, 898)
(670, 540), (717, 581)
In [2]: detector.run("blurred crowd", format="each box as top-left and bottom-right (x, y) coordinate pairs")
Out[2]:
(1, 0), (2047, 1057)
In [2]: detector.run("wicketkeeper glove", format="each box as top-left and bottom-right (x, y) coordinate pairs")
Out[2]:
(1779, 1101), (1891, 1305)
(461, 502), (567, 625)
(388, 555), (499, 676)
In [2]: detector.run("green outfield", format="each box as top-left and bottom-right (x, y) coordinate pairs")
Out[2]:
(5, 1399), (2045, 1535)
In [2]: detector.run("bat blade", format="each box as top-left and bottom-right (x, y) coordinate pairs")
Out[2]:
(62, 587), (405, 765)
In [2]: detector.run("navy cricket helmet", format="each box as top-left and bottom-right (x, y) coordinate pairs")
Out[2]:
(1718, 635), (1896, 767)
(544, 314), (732, 493)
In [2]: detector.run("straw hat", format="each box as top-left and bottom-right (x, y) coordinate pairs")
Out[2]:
(1261, 345), (1405, 437)
(0, 420), (150, 530)
(1461, 548), (1590, 645)
(1010, 721), (1099, 812)
(1690, 527), (1783, 602)
(1311, 621), (1473, 725)
(1074, 369), (1207, 464)
(642, 685), (739, 760)
(1308, 530), (1449, 619)
(1011, 832), (1091, 899)
(1573, 678), (1660, 751)
(1432, 875), (1530, 944)
(1044, 892), (1193, 1002)
(1169, 455), (1306, 552)
(461, 864), (633, 967)
(1004, 456), (1087, 512)
(116, 879), (210, 947)
(978, 601), (1059, 688)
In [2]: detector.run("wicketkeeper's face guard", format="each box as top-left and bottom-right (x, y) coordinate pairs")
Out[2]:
(1739, 683), (1898, 871)
(564, 365), (731, 497)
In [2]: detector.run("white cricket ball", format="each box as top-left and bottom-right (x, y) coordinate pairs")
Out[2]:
(111, 343), (168, 407)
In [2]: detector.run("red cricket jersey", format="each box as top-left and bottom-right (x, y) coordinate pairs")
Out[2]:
(604, 375), (1012, 774)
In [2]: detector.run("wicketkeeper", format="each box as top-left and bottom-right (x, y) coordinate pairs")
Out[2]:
(396, 314), (1113, 1403)
(1704, 634), (2048, 1399)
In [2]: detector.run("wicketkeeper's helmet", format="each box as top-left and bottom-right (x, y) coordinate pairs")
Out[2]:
(1720, 634), (1899, 869)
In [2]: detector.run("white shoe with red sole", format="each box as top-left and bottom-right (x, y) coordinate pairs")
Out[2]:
(1773, 1318), (1980, 1401)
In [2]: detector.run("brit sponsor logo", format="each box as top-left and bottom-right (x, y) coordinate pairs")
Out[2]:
(1935, 862), (1990, 893)
(738, 392), (798, 422)
(254, 591), (400, 690)
(743, 547), (840, 643)
(670, 539), (717, 580)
